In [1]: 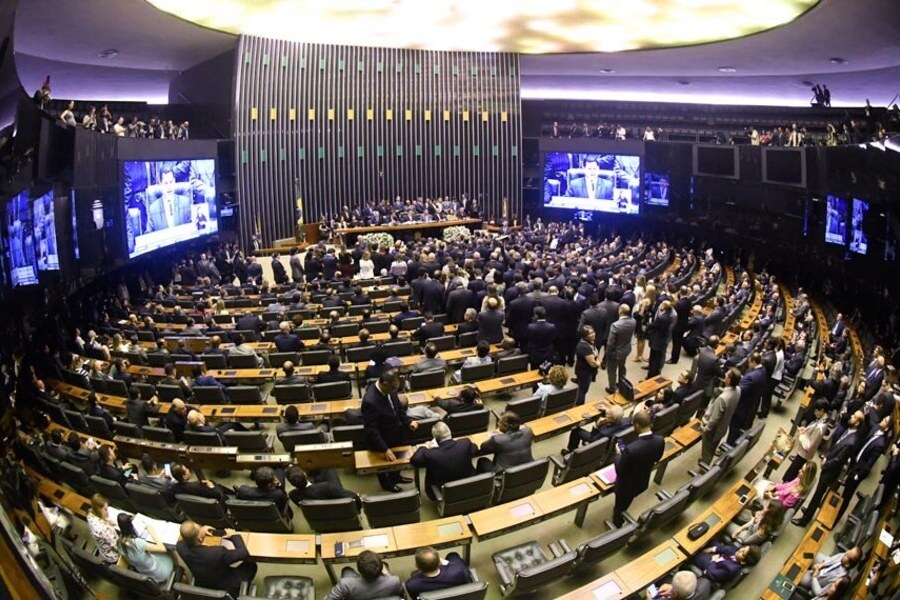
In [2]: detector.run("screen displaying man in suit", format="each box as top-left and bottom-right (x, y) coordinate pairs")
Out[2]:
(565, 159), (613, 200)
(612, 409), (664, 526)
(147, 168), (192, 232)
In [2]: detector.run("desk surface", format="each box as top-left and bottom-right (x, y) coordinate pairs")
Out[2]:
(673, 478), (752, 555)
(320, 528), (397, 561)
(242, 533), (317, 563)
(391, 516), (472, 552)
(616, 539), (687, 591)
(468, 498), (545, 539)
(762, 522), (830, 600)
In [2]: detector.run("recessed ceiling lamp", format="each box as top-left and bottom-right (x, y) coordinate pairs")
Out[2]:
(829, 57), (847, 65)
(599, 68), (616, 74)
(98, 49), (119, 59)
(717, 67), (737, 73)
(677, 80), (691, 85)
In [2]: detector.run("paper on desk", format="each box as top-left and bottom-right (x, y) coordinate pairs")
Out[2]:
(592, 580), (622, 600)
(879, 528), (894, 548)
(132, 514), (182, 546)
(362, 534), (390, 547)
(597, 464), (617, 485)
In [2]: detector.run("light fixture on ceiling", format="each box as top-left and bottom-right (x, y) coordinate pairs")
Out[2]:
(599, 68), (616, 74)
(98, 49), (119, 59)
(717, 67), (737, 73)
(677, 80), (690, 86)
(829, 57), (847, 65)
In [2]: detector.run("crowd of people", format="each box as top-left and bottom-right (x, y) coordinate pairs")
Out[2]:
(1, 217), (897, 600)
(318, 195), (482, 233)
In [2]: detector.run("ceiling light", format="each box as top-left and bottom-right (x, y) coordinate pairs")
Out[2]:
(98, 49), (119, 59)
(829, 57), (847, 65)
(599, 68), (616, 74)
(717, 67), (737, 73)
(677, 80), (691, 86)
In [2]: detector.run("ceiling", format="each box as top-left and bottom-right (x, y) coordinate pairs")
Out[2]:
(144, 0), (819, 54)
(10, 0), (900, 106)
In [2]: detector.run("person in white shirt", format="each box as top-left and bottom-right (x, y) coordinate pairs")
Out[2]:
(781, 399), (829, 481)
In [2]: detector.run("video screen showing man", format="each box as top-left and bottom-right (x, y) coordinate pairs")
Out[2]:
(824, 195), (847, 246)
(644, 172), (670, 207)
(124, 159), (217, 258)
(543, 152), (640, 214)
(6, 192), (38, 286)
(33, 192), (59, 271)
(849, 199), (868, 255)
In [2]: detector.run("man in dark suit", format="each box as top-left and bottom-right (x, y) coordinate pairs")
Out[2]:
(316, 356), (351, 384)
(792, 410), (864, 526)
(410, 422), (476, 500)
(362, 370), (418, 492)
(274, 361), (305, 386)
(612, 409), (665, 527)
(837, 414), (892, 520)
(271, 253), (289, 285)
(273, 321), (303, 353)
(863, 356), (885, 400)
(526, 306), (556, 369)
(596, 291), (620, 360)
(246, 256), (263, 283)
(321, 250), (338, 281)
(421, 275), (446, 315)
(564, 159), (613, 199)
(169, 462), (231, 505)
(126, 384), (160, 428)
(476, 297), (505, 344)
(726, 353), (767, 445)
(669, 289), (692, 363)
(286, 466), (361, 506)
(692, 336), (722, 399)
(605, 304), (636, 394)
(646, 301), (674, 378)
(475, 411), (534, 473)
(405, 547), (473, 599)
(236, 312), (265, 342)
(176, 521), (257, 599)
(692, 543), (761, 586)
(64, 431), (99, 476)
(164, 399), (189, 442)
(505, 285), (534, 347)
(702, 298), (726, 339)
(446, 286), (474, 324)
(416, 313), (445, 348)
(235, 466), (291, 518)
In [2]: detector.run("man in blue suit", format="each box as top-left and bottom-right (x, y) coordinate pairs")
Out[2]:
(612, 409), (665, 527)
(526, 306), (556, 369)
(692, 543), (761, 585)
(726, 353), (767, 444)
(410, 422), (476, 500)
(565, 159), (614, 200)
(147, 168), (192, 232)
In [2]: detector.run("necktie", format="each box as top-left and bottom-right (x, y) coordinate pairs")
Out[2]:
(588, 180), (595, 198)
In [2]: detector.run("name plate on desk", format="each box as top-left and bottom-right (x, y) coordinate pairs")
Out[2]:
(500, 377), (516, 385)
(654, 547), (678, 566)
(310, 404), (327, 412)
(294, 442), (355, 469)
(361, 534), (390, 548)
(509, 503), (535, 518)
(437, 522), (464, 537)
(234, 454), (291, 465)
(286, 540), (310, 552)
(569, 482), (592, 497)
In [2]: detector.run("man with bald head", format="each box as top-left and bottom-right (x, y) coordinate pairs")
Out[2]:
(164, 398), (189, 441)
(410, 421), (476, 500)
(176, 520), (257, 598)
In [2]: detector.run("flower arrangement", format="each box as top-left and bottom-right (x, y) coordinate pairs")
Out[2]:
(359, 232), (394, 249)
(443, 225), (473, 244)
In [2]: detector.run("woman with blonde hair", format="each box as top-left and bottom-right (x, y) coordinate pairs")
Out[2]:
(358, 250), (375, 279)
(87, 494), (119, 565)
(766, 461), (817, 508)
(632, 284), (657, 362)
(534, 365), (568, 407)
(727, 500), (786, 545)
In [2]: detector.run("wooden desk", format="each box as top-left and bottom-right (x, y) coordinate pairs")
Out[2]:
(531, 478), (599, 527)
(616, 539), (687, 591)
(670, 419), (702, 448)
(608, 375), (672, 407)
(673, 478), (754, 555)
(240, 533), (317, 564)
(354, 446), (416, 474)
(114, 436), (187, 463)
(762, 521), (831, 600)
(468, 498), (545, 540)
(319, 528), (397, 582)
(391, 516), (473, 562)
(815, 490), (843, 529)
(557, 572), (630, 600)
(335, 218), (482, 236)
(202, 404), (284, 422)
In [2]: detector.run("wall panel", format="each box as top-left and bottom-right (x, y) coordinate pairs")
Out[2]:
(234, 36), (521, 246)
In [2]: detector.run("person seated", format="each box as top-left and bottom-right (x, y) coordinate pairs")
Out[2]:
(204, 335), (228, 356)
(116, 513), (175, 584)
(274, 361), (306, 385)
(325, 550), (403, 600)
(44, 429), (68, 461)
(87, 494), (120, 564)
(451, 340), (492, 384)
(308, 331), (333, 353)
(400, 395), (443, 421)
(534, 365), (568, 408)
(410, 422), (476, 500)
(763, 461), (817, 509)
(646, 370), (693, 413)
(159, 363), (193, 398)
(276, 405), (323, 436)
(168, 462), (229, 505)
(317, 355), (351, 384)
(644, 570), (710, 600)
(365, 348), (390, 381)
(725, 501), (785, 545)
(229, 336), (265, 367)
(565, 403), (632, 453)
(456, 308), (478, 336)
(192, 364), (229, 400)
(286, 465), (360, 507)
(416, 312), (445, 347)
(691, 543), (761, 586)
(273, 321), (303, 353)
(88, 393), (115, 430)
(405, 546), (473, 599)
(436, 386), (484, 416)
(475, 411), (533, 473)
(235, 466), (291, 518)
(186, 409), (246, 444)
(350, 285), (371, 306)
(811, 576), (850, 600)
(64, 431), (100, 476)
(414, 342), (447, 373)
(97, 445), (135, 485)
(799, 547), (861, 596)
(138, 453), (174, 493)
(352, 328), (373, 350)
(176, 521), (257, 599)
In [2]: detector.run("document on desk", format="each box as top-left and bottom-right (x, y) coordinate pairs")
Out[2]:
(597, 464), (617, 485)
(362, 534), (390, 548)
(286, 540), (310, 552)
(131, 514), (182, 546)
(510, 503), (535, 518)
(592, 580), (622, 600)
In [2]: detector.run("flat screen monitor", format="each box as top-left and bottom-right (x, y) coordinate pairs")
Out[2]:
(33, 191), (59, 271)
(543, 152), (640, 214)
(824, 195), (848, 246)
(5, 191), (38, 286)
(643, 172), (670, 206)
(123, 159), (217, 258)
(850, 198), (869, 255)
(763, 148), (806, 187)
(693, 145), (739, 179)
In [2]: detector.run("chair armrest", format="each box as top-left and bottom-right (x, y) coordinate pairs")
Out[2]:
(655, 489), (673, 501)
(468, 567), (480, 583)
(430, 485), (443, 503)
(265, 433), (276, 450)
(549, 454), (566, 470)
(548, 542), (565, 558)
(493, 560), (515, 587)
(556, 539), (573, 554)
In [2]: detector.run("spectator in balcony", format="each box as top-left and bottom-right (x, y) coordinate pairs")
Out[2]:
(33, 76), (51, 109)
(615, 125), (627, 140)
(178, 121), (190, 140)
(642, 127), (655, 141)
(98, 105), (112, 133)
(113, 117), (127, 137)
(59, 101), (77, 127)
(82, 106), (97, 130)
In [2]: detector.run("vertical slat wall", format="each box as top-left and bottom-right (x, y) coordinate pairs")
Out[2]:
(234, 36), (522, 246)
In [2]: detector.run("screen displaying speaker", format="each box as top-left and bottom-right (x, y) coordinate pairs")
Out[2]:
(543, 152), (640, 214)
(5, 190), (38, 286)
(824, 194), (848, 246)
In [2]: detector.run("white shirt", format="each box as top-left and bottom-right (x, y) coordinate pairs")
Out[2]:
(772, 349), (785, 381)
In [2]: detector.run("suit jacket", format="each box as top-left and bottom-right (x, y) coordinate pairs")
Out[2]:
(421, 279), (446, 314)
(271, 259), (288, 284)
(614, 433), (665, 500)
(417, 321), (446, 346)
(325, 572), (403, 600)
(850, 431), (888, 478)
(477, 310), (505, 344)
(821, 429), (859, 478)
(695, 543), (741, 584)
(126, 397), (159, 428)
(527, 320), (557, 365)
(565, 176), (613, 199)
(147, 194), (192, 232)
(606, 316), (636, 360)
(701, 387), (740, 442)
(863, 368), (885, 400)
(289, 255), (304, 281)
(646, 311), (674, 352)
(505, 296), (535, 342)
(735, 366), (767, 419)
(236, 484), (290, 515)
(478, 427), (534, 471)
(446, 288), (474, 324)
(236, 314), (265, 341)
(672, 297), (692, 333)
(273, 333), (303, 353)
(405, 553), (472, 599)
(361, 383), (411, 452)
(693, 346), (721, 391)
(702, 308), (725, 339)
(410, 438), (476, 497)
(176, 535), (252, 597)
(316, 369), (351, 385)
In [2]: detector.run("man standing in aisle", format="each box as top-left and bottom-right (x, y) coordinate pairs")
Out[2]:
(605, 304), (636, 394)
(612, 409), (664, 527)
(362, 369), (418, 492)
(646, 300), (674, 378)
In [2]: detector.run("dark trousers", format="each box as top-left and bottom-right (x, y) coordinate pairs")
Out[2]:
(377, 471), (402, 491)
(607, 354), (626, 392)
(670, 329), (686, 362)
(612, 490), (634, 527)
(476, 457), (496, 474)
(561, 339), (577, 366)
(575, 372), (593, 406)
(782, 455), (807, 483)
(759, 378), (779, 417)
(647, 348), (665, 378)
(797, 471), (840, 524)
(567, 427), (593, 451)
(226, 562), (258, 599)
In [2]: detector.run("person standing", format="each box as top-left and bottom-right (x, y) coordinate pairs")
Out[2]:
(726, 353), (767, 445)
(758, 338), (784, 418)
(361, 370), (419, 492)
(612, 409), (665, 527)
(646, 301), (674, 378)
(837, 415), (892, 520)
(526, 306), (556, 369)
(782, 399), (829, 482)
(605, 304), (636, 394)
(575, 325), (601, 405)
(669, 288), (692, 364)
(699, 368), (741, 464)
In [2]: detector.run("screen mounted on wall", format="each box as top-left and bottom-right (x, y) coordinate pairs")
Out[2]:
(849, 198), (869, 255)
(824, 194), (848, 246)
(123, 159), (218, 259)
(643, 172), (670, 207)
(33, 191), (59, 271)
(693, 145), (738, 179)
(5, 191), (38, 286)
(543, 152), (640, 214)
